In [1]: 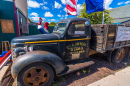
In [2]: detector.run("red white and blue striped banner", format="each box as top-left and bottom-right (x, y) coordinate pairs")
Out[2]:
(66, 0), (77, 16)
(0, 50), (11, 70)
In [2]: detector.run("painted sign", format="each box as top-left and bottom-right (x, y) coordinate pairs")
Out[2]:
(66, 42), (86, 55)
(116, 26), (130, 42)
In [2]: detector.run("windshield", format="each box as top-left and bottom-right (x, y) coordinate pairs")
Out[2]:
(53, 22), (67, 34)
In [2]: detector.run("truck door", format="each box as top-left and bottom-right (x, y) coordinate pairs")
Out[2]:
(64, 21), (90, 61)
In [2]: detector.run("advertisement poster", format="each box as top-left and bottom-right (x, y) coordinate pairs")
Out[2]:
(116, 26), (130, 42)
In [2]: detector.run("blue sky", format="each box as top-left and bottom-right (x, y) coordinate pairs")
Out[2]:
(28, 0), (130, 23)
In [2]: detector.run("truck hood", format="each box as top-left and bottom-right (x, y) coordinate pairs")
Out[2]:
(11, 33), (59, 44)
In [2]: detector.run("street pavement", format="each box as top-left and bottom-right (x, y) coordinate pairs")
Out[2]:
(88, 67), (130, 86)
(0, 66), (9, 81)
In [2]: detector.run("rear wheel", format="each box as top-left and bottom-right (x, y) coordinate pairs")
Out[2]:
(17, 63), (54, 86)
(112, 48), (125, 64)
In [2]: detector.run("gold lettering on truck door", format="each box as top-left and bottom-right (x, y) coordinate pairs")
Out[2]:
(66, 42), (86, 55)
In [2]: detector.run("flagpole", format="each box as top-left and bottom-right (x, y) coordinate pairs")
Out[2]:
(76, 0), (77, 17)
(102, 11), (105, 24)
(66, 1), (68, 19)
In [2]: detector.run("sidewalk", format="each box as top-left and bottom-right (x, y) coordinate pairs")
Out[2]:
(88, 67), (130, 86)
(0, 65), (9, 81)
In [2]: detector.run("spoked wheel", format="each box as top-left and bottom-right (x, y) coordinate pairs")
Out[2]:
(116, 50), (124, 63)
(112, 48), (125, 64)
(18, 63), (54, 86)
(24, 67), (49, 86)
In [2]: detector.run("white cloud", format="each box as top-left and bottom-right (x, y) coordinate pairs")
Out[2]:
(28, 0), (43, 8)
(31, 17), (45, 21)
(42, 18), (45, 20)
(61, 0), (66, 5)
(77, 4), (83, 14)
(60, 10), (62, 13)
(51, 19), (56, 21)
(118, 2), (124, 5)
(117, 1), (130, 5)
(44, 12), (54, 17)
(65, 14), (68, 19)
(30, 12), (38, 17)
(65, 15), (68, 17)
(31, 16), (39, 21)
(62, 15), (64, 17)
(124, 1), (130, 4)
(43, 0), (48, 5)
(42, 6), (49, 10)
(48, 19), (55, 22)
(30, 12), (39, 21)
(55, 1), (62, 9)
(104, 0), (113, 9)
(57, 14), (61, 17)
(61, 18), (63, 19)
(63, 7), (67, 12)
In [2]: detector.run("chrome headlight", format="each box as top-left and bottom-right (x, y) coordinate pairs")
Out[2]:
(11, 47), (17, 62)
(85, 21), (90, 26)
(11, 47), (26, 61)
(28, 45), (33, 51)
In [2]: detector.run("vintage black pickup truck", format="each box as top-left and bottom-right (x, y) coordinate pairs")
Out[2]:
(11, 18), (130, 86)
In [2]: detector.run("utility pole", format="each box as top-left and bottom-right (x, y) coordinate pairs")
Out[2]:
(102, 11), (105, 24)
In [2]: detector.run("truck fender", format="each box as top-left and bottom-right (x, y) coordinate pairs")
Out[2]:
(11, 51), (66, 79)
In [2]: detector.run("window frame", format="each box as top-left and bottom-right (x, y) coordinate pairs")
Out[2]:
(67, 21), (87, 37)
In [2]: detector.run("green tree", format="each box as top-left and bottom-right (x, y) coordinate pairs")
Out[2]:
(43, 22), (45, 25)
(49, 22), (56, 26)
(29, 19), (33, 22)
(78, 3), (113, 24)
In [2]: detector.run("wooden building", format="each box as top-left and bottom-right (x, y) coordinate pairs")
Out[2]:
(15, 0), (29, 36)
(0, 0), (17, 42)
(0, 0), (28, 53)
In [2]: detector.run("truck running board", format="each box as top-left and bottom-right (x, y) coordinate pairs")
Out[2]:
(58, 59), (94, 76)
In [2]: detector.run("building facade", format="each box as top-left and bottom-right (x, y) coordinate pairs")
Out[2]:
(0, 0), (29, 53)
(15, 0), (28, 18)
(110, 5), (130, 27)
(15, 0), (29, 36)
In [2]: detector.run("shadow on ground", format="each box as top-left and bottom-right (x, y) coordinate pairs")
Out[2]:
(52, 54), (130, 86)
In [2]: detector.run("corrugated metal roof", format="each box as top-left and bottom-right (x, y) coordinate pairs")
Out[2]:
(110, 4), (130, 23)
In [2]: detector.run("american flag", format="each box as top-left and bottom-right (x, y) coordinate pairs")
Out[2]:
(66, 0), (77, 16)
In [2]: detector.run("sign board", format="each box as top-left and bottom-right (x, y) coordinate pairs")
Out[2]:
(75, 31), (85, 35)
(0, 19), (14, 33)
(116, 26), (130, 42)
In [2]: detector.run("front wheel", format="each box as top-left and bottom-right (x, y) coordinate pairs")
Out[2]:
(17, 63), (54, 86)
(111, 48), (125, 64)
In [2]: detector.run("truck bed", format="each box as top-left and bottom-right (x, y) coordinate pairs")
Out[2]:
(90, 24), (130, 53)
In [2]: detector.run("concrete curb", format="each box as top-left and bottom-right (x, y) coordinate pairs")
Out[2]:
(88, 67), (130, 86)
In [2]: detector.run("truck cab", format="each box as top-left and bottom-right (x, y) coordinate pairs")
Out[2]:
(11, 18), (94, 86)
(53, 18), (91, 61)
